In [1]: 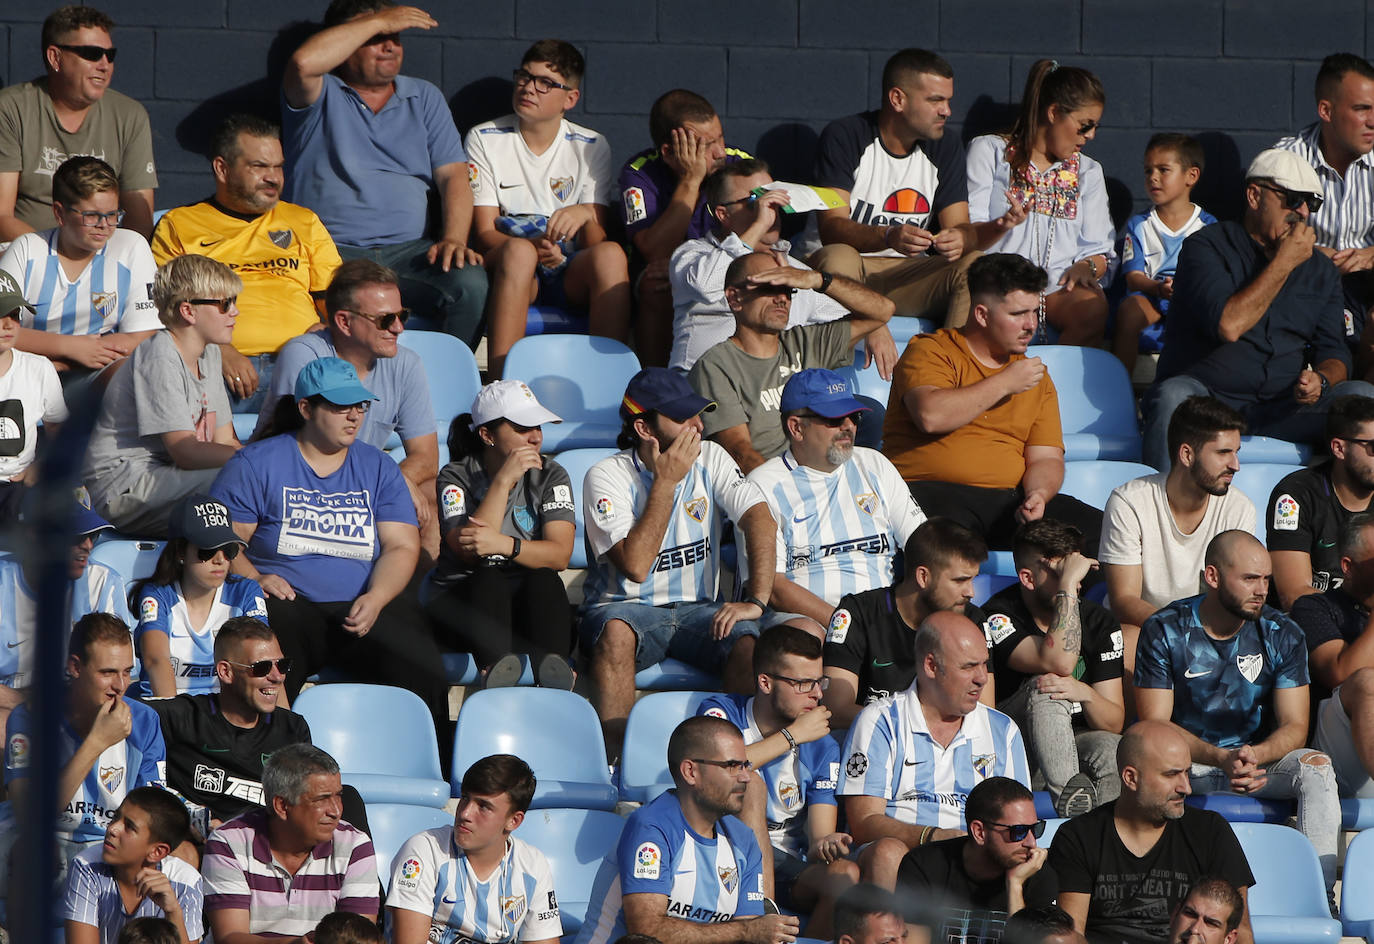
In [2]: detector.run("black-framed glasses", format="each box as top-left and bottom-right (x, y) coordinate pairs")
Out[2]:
(1256, 183), (1323, 214)
(189, 297), (236, 313)
(66, 207), (124, 228)
(56, 43), (117, 63)
(193, 544), (240, 563)
(797, 412), (857, 429)
(768, 673), (830, 693)
(983, 819), (1046, 841)
(1344, 437), (1374, 455)
(691, 758), (754, 772)
(226, 657), (292, 677)
(341, 308), (409, 331)
(513, 68), (572, 94)
(717, 191), (760, 210)
(731, 283), (796, 298)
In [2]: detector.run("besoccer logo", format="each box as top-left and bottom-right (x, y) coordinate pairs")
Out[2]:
(401, 858), (421, 880)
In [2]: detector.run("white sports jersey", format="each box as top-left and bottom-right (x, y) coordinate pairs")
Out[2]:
(1120, 205), (1215, 281)
(0, 349), (67, 479)
(134, 575), (270, 697)
(838, 687), (1029, 829)
(388, 827), (562, 944)
(467, 116), (614, 214)
(0, 558), (133, 688)
(582, 441), (766, 608)
(0, 228), (159, 336)
(745, 447), (925, 603)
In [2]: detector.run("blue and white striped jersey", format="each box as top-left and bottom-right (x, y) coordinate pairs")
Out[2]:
(745, 447), (925, 603)
(134, 575), (270, 697)
(698, 694), (840, 858)
(61, 843), (203, 944)
(387, 827), (562, 944)
(0, 228), (159, 337)
(1120, 206), (1216, 282)
(838, 687), (1028, 830)
(1276, 123), (1374, 250)
(574, 791), (765, 944)
(583, 442), (766, 608)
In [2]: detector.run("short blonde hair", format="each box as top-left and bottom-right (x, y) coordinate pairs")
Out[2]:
(153, 255), (242, 328)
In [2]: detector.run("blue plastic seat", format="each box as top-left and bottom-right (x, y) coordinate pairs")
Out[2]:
(1340, 797), (1374, 830)
(633, 659), (721, 691)
(515, 808), (625, 937)
(293, 683), (449, 807)
(1027, 345), (1142, 461)
(1230, 463), (1304, 541)
(1040, 816), (1066, 846)
(231, 413), (258, 443)
(452, 688), (616, 810)
(1060, 460), (1156, 511)
(551, 447), (617, 569)
(972, 573), (1017, 605)
(89, 537), (165, 584)
(1340, 826), (1374, 938)
(526, 304), (589, 336)
(620, 691), (716, 803)
(1183, 793), (1292, 823)
(886, 316), (938, 349)
(984, 550), (1017, 576)
(837, 353), (893, 414)
(1229, 822), (1341, 942)
(1238, 436), (1311, 466)
(503, 336), (642, 452)
(365, 802), (452, 891)
(397, 329), (483, 441)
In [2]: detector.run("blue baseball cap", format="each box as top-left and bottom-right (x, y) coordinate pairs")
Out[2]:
(294, 357), (378, 405)
(71, 485), (113, 536)
(779, 368), (869, 418)
(621, 368), (716, 423)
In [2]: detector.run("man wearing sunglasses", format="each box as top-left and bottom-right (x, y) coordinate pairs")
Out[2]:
(894, 777), (1056, 944)
(0, 5), (157, 242)
(1145, 148), (1374, 473)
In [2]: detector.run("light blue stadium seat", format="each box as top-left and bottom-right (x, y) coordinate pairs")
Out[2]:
(1230, 463), (1304, 540)
(1230, 822), (1341, 942)
(452, 688), (616, 810)
(985, 550), (1017, 576)
(837, 351), (893, 413)
(231, 413), (258, 442)
(1340, 797), (1374, 830)
(1341, 826), (1374, 938)
(1238, 436), (1311, 466)
(972, 573), (1017, 605)
(1182, 793), (1291, 823)
(365, 802), (452, 891)
(504, 336), (642, 452)
(1032, 791), (1055, 821)
(89, 537), (164, 584)
(293, 683), (449, 807)
(526, 304), (589, 336)
(1028, 345), (1142, 461)
(441, 652), (481, 685)
(1040, 816), (1066, 846)
(552, 447), (617, 569)
(1060, 460), (1156, 511)
(516, 808), (625, 939)
(633, 659), (721, 691)
(886, 316), (938, 349)
(397, 329), (483, 441)
(620, 691), (716, 803)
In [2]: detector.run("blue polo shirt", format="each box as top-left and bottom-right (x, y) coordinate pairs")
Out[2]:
(1155, 220), (1348, 405)
(281, 74), (467, 248)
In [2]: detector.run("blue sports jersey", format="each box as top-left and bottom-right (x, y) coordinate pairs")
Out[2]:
(1121, 206), (1217, 283)
(134, 575), (269, 697)
(1135, 594), (1309, 749)
(574, 791), (765, 944)
(6, 696), (164, 842)
(0, 558), (133, 688)
(698, 694), (838, 859)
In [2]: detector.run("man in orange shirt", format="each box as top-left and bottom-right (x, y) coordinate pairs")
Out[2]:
(882, 252), (1102, 553)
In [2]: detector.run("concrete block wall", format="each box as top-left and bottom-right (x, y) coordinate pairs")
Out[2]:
(4, 0), (1371, 227)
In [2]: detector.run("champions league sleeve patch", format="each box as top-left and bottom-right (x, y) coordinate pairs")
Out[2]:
(276, 487), (376, 560)
(1272, 494), (1299, 532)
(845, 751), (867, 778)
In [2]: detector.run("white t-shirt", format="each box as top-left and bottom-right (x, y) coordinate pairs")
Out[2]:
(466, 115), (614, 214)
(0, 348), (67, 479)
(1099, 472), (1256, 610)
(0, 228), (159, 336)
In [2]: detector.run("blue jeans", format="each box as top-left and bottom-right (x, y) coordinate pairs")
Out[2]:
(338, 238), (489, 349)
(230, 353), (276, 415)
(579, 600), (760, 673)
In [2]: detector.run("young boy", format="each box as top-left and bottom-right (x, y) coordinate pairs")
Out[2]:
(1112, 133), (1216, 374)
(466, 40), (630, 378)
(0, 271), (68, 520)
(61, 786), (203, 944)
(386, 754), (561, 944)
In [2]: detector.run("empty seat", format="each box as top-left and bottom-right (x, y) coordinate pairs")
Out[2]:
(89, 537), (165, 584)
(1230, 822), (1341, 942)
(1340, 826), (1374, 939)
(1060, 460), (1156, 511)
(1028, 345), (1142, 461)
(633, 659), (721, 692)
(365, 802), (452, 891)
(397, 329), (483, 438)
(972, 573), (1017, 605)
(515, 807), (625, 937)
(619, 691), (716, 803)
(1238, 436), (1311, 466)
(504, 336), (642, 452)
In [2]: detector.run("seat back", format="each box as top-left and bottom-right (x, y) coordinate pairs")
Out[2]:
(1230, 463), (1304, 541)
(1060, 460), (1156, 511)
(504, 336), (642, 452)
(1230, 822), (1331, 918)
(972, 573), (1017, 605)
(293, 683), (443, 781)
(397, 329), (483, 437)
(452, 688), (616, 810)
(90, 538), (165, 585)
(515, 808), (625, 935)
(1341, 828), (1374, 930)
(620, 691), (717, 803)
(365, 802), (452, 891)
(551, 447), (617, 569)
(1028, 345), (1142, 460)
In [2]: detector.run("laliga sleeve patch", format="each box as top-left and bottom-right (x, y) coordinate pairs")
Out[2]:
(1121, 234), (1135, 262)
(826, 609), (851, 644)
(985, 613), (1016, 646)
(6, 733), (28, 770)
(845, 751), (868, 778)
(1273, 493), (1300, 532)
(594, 496), (615, 520)
(633, 841), (661, 879)
(395, 856), (422, 890)
(441, 484), (465, 519)
(624, 187), (647, 224)
(704, 707), (728, 719)
(139, 596), (158, 622)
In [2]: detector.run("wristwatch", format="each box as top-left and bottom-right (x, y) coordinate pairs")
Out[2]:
(744, 595), (770, 614)
(816, 270), (834, 294)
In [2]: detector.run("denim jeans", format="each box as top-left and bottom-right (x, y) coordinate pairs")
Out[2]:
(999, 677), (1121, 804)
(338, 238), (489, 349)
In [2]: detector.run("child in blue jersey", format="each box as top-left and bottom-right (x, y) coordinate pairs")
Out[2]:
(698, 627), (855, 939)
(1112, 133), (1216, 374)
(135, 494), (269, 698)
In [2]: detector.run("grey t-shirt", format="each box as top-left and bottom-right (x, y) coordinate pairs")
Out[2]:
(0, 79), (158, 231)
(84, 330), (230, 503)
(689, 320), (852, 459)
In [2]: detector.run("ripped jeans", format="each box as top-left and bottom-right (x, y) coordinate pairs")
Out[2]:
(999, 678), (1121, 804)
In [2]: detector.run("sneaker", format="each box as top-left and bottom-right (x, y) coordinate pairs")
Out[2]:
(536, 653), (575, 690)
(484, 653), (523, 689)
(1055, 772), (1097, 818)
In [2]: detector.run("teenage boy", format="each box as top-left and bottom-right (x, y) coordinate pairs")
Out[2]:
(466, 40), (630, 378)
(0, 273), (68, 519)
(1112, 134), (1217, 374)
(61, 786), (203, 944)
(388, 754), (561, 944)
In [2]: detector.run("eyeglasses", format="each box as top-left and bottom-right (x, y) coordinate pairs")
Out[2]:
(342, 308), (410, 331)
(983, 819), (1046, 841)
(768, 673), (830, 693)
(56, 43), (117, 63)
(65, 207), (125, 228)
(1344, 437), (1374, 455)
(691, 758), (754, 772)
(189, 297), (236, 313)
(1076, 119), (1100, 136)
(513, 68), (572, 94)
(1256, 183), (1323, 214)
(193, 544), (240, 563)
(730, 283), (797, 298)
(320, 400), (372, 415)
(226, 657), (292, 677)
(797, 412), (857, 429)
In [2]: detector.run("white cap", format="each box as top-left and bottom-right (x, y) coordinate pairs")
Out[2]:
(1245, 148), (1324, 197)
(470, 379), (562, 429)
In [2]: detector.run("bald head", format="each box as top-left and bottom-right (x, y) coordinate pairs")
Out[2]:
(915, 610), (980, 664)
(1204, 530), (1264, 570)
(1118, 720), (1189, 772)
(723, 251), (776, 292)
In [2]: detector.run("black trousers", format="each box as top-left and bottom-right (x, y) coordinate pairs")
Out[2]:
(425, 565), (573, 669)
(906, 481), (1103, 561)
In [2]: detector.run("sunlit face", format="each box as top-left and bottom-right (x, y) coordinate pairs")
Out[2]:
(182, 542), (234, 594)
(689, 730), (752, 817)
(1246, 180), (1311, 249)
(221, 637), (287, 716)
(760, 653), (825, 723)
(973, 289), (1040, 357)
(55, 189), (121, 254)
(974, 797), (1040, 870)
(916, 556), (980, 614)
(342, 283), (405, 359)
(1043, 101), (1102, 163)
(1130, 736), (1192, 822)
(923, 623), (989, 716)
(339, 21), (403, 89)
(279, 771), (344, 845)
(184, 296), (238, 347)
(725, 254), (791, 334)
(1207, 543), (1270, 621)
(665, 116), (728, 172)
(895, 71), (953, 141)
(1144, 147), (1199, 207)
(1322, 72), (1374, 159)
(218, 133), (283, 215)
(454, 789), (522, 854)
(716, 171), (779, 243)
(512, 60), (578, 122)
(102, 801), (161, 869)
(1185, 431), (1241, 497)
(1171, 892), (1239, 944)
(47, 26), (115, 107)
(68, 640), (134, 716)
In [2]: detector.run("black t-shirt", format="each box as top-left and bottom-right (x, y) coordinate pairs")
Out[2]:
(1266, 462), (1366, 595)
(982, 585), (1124, 724)
(1290, 586), (1368, 701)
(824, 586), (990, 707)
(1047, 803), (1254, 944)
(148, 693), (312, 821)
(896, 837), (1058, 944)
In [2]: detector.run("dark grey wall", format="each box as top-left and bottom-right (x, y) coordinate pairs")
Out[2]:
(5, 0), (1369, 226)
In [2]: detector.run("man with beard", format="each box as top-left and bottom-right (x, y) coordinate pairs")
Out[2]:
(1265, 395), (1374, 609)
(1167, 878), (1246, 944)
(1048, 722), (1255, 944)
(894, 777), (1057, 944)
(573, 716), (797, 944)
(746, 369), (925, 636)
(152, 113), (342, 413)
(1135, 531), (1340, 900)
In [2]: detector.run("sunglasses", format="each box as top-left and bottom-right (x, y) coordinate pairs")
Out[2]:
(226, 657), (292, 677)
(717, 191), (761, 210)
(984, 819), (1046, 841)
(513, 68), (572, 94)
(691, 758), (754, 772)
(193, 544), (240, 562)
(798, 411), (858, 428)
(341, 308), (409, 331)
(189, 297), (237, 313)
(1256, 183), (1323, 214)
(57, 43), (117, 63)
(1076, 119), (1100, 136)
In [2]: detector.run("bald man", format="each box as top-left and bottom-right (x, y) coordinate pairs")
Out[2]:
(1047, 721), (1255, 944)
(1133, 530), (1340, 900)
